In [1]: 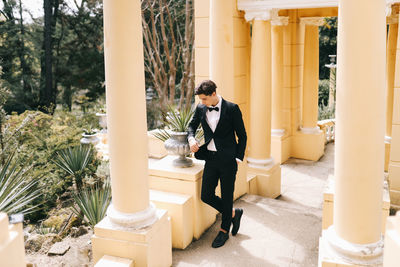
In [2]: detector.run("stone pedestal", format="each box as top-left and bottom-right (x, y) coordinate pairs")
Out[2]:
(247, 163), (281, 198)
(271, 134), (291, 164)
(92, 210), (172, 267)
(291, 130), (325, 161)
(149, 155), (248, 239)
(149, 189), (193, 249)
(149, 156), (216, 239)
(322, 178), (390, 234)
(383, 212), (400, 267)
(0, 213), (26, 267)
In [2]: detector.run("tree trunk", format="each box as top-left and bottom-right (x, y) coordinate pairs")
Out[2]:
(40, 0), (59, 113)
(18, 0), (30, 106)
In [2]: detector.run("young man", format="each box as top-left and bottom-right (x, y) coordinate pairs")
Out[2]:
(187, 80), (247, 248)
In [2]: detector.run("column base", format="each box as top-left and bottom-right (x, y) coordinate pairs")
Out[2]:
(322, 177), (390, 234)
(271, 133), (291, 164)
(150, 189), (193, 249)
(0, 214), (26, 267)
(247, 161), (281, 198)
(318, 226), (383, 267)
(291, 130), (325, 161)
(92, 209), (172, 267)
(383, 214), (400, 267)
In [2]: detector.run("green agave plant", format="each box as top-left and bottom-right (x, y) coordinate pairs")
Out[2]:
(152, 106), (204, 142)
(165, 106), (194, 132)
(0, 152), (43, 215)
(71, 182), (111, 227)
(53, 145), (93, 191)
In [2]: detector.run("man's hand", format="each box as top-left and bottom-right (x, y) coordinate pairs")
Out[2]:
(189, 138), (199, 153)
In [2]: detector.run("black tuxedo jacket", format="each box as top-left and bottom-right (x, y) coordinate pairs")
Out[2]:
(187, 98), (247, 162)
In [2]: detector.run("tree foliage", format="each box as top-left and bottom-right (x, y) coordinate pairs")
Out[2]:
(142, 0), (195, 110)
(0, 0), (104, 113)
(319, 17), (337, 80)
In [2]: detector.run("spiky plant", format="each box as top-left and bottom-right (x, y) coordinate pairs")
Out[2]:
(0, 152), (43, 215)
(71, 182), (111, 227)
(152, 106), (204, 142)
(53, 145), (93, 192)
(165, 106), (194, 132)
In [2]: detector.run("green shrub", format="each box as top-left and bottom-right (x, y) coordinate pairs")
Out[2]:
(318, 79), (330, 106)
(2, 110), (100, 222)
(318, 103), (335, 120)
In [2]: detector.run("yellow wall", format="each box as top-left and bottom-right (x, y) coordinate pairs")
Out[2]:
(194, 4), (336, 164)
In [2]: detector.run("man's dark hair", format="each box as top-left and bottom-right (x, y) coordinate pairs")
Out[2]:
(195, 80), (217, 96)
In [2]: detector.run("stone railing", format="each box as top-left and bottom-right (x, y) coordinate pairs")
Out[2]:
(318, 119), (335, 144)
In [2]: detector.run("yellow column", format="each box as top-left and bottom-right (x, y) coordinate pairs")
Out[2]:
(389, 14), (400, 206)
(320, 0), (386, 265)
(209, 0), (234, 100)
(386, 22), (397, 172)
(244, 10), (281, 199)
(300, 18), (324, 133)
(103, 0), (155, 226)
(247, 19), (272, 166)
(271, 18), (288, 136)
(93, 1), (172, 266)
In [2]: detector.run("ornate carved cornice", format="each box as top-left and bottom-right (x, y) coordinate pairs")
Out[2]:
(243, 8), (278, 21)
(238, 0), (400, 17)
(271, 16), (289, 26)
(300, 17), (325, 26)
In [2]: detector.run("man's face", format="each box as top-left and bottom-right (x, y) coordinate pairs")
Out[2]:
(198, 92), (216, 106)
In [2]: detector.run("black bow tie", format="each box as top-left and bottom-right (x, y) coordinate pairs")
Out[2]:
(208, 106), (219, 112)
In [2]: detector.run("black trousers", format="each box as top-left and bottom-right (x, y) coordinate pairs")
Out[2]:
(200, 151), (238, 232)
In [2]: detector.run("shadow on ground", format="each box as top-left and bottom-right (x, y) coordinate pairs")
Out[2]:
(172, 143), (335, 267)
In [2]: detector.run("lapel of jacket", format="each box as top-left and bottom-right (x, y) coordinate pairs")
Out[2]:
(214, 98), (227, 134)
(200, 105), (212, 133)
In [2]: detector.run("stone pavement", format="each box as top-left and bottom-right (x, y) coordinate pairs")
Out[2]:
(172, 143), (335, 267)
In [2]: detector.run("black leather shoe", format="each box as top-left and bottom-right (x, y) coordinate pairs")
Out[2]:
(231, 208), (243, 236)
(211, 231), (229, 248)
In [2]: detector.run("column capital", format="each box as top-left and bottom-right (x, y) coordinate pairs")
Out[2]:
(387, 14), (399, 24)
(271, 16), (289, 26)
(243, 8), (279, 22)
(300, 17), (325, 26)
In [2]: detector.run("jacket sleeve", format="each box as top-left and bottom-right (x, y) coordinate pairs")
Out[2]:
(187, 105), (201, 140)
(233, 104), (247, 161)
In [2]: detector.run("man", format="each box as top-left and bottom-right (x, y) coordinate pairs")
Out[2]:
(187, 80), (247, 248)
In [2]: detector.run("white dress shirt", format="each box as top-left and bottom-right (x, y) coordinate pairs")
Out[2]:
(205, 95), (222, 151)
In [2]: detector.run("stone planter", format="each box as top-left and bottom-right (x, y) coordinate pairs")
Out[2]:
(164, 132), (193, 167)
(95, 113), (107, 133)
(80, 133), (100, 146)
